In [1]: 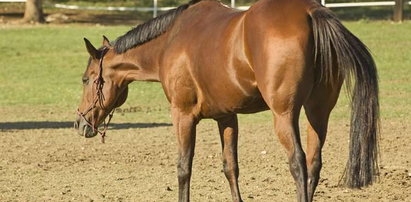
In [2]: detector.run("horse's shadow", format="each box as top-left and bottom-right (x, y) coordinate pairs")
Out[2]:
(0, 121), (171, 130)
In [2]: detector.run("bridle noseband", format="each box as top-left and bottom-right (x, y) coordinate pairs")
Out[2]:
(77, 47), (115, 143)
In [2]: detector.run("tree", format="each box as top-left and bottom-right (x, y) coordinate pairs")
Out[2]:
(22, 0), (44, 23)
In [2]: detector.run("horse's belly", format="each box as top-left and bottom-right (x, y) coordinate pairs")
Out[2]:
(199, 87), (269, 119)
(233, 96), (269, 114)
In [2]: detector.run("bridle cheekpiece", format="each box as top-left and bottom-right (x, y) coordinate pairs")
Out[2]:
(76, 47), (115, 143)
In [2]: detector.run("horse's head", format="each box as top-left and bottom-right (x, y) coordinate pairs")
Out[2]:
(74, 36), (129, 138)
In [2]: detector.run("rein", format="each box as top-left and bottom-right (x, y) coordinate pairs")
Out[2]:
(77, 47), (115, 143)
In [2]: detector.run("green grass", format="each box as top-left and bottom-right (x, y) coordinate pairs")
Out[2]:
(344, 21), (411, 119)
(0, 21), (410, 124)
(0, 26), (127, 106)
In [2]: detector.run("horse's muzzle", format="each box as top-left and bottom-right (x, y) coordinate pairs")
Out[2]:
(74, 116), (98, 138)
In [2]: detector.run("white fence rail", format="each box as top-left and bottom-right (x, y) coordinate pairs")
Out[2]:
(1, 0), (410, 19)
(323, 1), (398, 7)
(0, 0), (25, 2)
(53, 4), (175, 12)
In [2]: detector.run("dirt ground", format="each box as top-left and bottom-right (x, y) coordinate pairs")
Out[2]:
(0, 105), (410, 202)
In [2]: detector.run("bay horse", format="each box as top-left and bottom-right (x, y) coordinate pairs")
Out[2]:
(74, 0), (379, 201)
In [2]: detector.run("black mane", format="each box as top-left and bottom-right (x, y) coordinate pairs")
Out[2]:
(114, 0), (201, 54)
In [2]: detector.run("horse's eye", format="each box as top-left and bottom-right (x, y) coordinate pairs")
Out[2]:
(82, 76), (89, 85)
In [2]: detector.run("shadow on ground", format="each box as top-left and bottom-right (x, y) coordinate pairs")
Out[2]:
(0, 121), (171, 130)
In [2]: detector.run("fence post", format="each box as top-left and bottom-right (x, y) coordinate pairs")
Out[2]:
(153, 0), (158, 18)
(393, 0), (404, 22)
(231, 0), (235, 8)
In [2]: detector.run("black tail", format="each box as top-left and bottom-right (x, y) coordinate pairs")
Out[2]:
(309, 4), (380, 188)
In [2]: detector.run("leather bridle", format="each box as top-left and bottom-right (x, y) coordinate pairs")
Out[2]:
(76, 47), (114, 143)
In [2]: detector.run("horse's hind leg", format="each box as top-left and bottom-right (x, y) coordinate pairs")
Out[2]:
(303, 82), (342, 202)
(216, 115), (242, 202)
(254, 63), (312, 202)
(273, 109), (308, 202)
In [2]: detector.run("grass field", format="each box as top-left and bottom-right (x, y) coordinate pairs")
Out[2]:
(0, 21), (410, 201)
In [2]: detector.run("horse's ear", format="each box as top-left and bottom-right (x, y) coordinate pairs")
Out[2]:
(84, 38), (98, 59)
(102, 35), (111, 47)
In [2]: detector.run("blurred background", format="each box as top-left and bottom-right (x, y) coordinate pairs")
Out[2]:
(0, 0), (410, 25)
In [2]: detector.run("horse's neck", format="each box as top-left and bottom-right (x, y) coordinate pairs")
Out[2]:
(121, 39), (163, 82)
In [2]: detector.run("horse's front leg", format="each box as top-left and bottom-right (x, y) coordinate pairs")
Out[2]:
(172, 107), (198, 202)
(216, 115), (242, 202)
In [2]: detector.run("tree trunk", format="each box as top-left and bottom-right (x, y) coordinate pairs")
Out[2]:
(22, 0), (44, 23)
(393, 0), (404, 22)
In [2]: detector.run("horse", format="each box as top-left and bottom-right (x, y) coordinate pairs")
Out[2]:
(74, 0), (379, 201)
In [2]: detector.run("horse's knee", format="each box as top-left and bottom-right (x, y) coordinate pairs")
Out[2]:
(177, 168), (191, 183)
(223, 160), (239, 179)
(177, 158), (192, 183)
